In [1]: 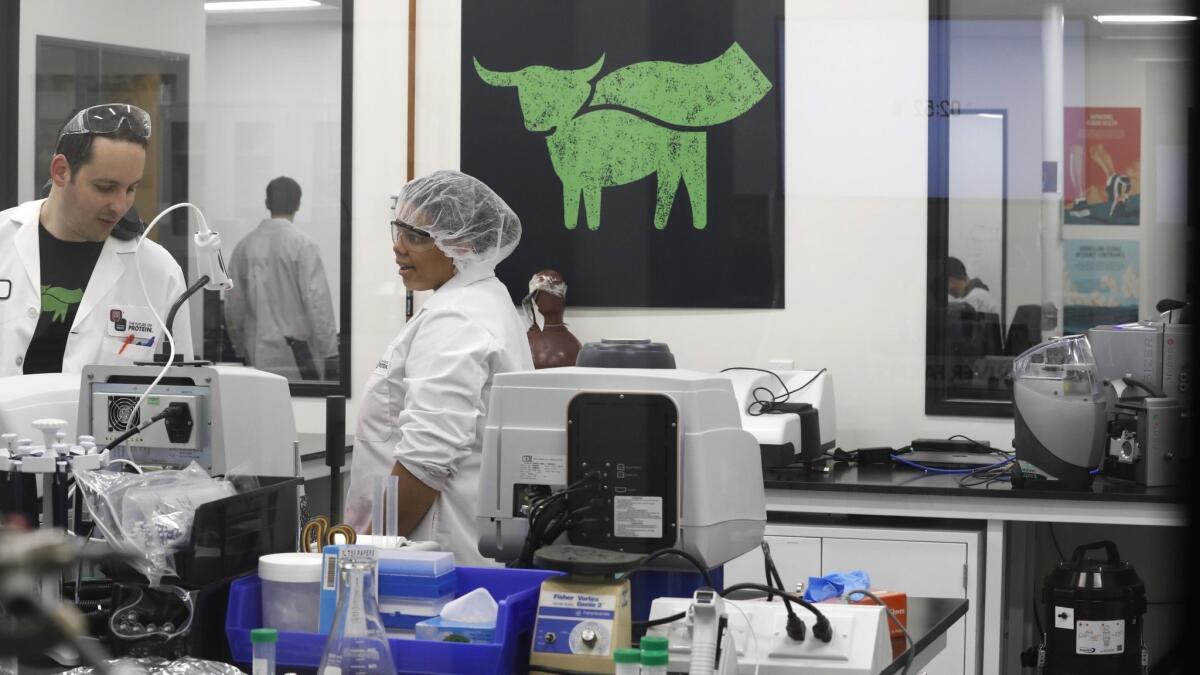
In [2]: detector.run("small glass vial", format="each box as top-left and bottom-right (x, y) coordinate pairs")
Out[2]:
(251, 628), (278, 675)
(613, 647), (641, 675)
(640, 650), (668, 675)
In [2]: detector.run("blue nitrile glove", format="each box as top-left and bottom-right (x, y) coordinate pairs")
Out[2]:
(802, 570), (871, 603)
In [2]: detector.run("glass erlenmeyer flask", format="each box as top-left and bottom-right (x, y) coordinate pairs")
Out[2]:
(317, 557), (397, 675)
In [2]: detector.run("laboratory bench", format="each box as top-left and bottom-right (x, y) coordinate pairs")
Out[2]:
(16, 596), (967, 675)
(739, 461), (1188, 675)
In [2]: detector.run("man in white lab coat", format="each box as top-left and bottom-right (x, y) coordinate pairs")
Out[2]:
(0, 104), (192, 377)
(224, 176), (338, 380)
(344, 170), (533, 566)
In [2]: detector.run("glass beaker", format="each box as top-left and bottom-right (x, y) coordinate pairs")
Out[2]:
(317, 557), (397, 675)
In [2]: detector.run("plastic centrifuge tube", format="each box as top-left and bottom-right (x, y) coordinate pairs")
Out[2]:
(251, 628), (278, 675)
(317, 556), (396, 675)
(640, 649), (668, 675)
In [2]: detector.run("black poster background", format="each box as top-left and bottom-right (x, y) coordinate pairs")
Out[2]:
(461, 0), (785, 308)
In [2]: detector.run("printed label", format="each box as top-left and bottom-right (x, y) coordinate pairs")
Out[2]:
(1076, 619), (1126, 655)
(518, 454), (567, 484)
(613, 496), (663, 538)
(106, 305), (157, 339)
(533, 590), (615, 656)
(1054, 606), (1074, 630)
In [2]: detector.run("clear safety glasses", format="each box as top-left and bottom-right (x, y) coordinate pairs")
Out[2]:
(391, 218), (437, 250)
(58, 104), (152, 141)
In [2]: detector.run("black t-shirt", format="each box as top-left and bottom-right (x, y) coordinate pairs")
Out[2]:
(22, 223), (105, 374)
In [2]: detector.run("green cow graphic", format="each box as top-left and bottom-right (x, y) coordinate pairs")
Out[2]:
(41, 285), (84, 323)
(475, 43), (771, 231)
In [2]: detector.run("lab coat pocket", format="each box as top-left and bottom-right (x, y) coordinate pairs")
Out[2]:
(356, 369), (397, 443)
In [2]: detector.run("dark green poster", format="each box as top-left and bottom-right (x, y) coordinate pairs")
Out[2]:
(462, 0), (785, 308)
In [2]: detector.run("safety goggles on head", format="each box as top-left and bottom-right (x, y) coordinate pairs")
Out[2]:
(391, 218), (437, 250)
(58, 104), (152, 142)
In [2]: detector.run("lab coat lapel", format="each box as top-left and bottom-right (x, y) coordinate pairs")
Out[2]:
(13, 208), (41, 292)
(73, 237), (135, 329)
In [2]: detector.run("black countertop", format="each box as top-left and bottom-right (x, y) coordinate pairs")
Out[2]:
(881, 597), (970, 675)
(764, 461), (1186, 503)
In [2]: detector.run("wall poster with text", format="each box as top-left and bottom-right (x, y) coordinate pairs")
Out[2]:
(461, 0), (785, 308)
(1063, 239), (1140, 335)
(1063, 107), (1141, 226)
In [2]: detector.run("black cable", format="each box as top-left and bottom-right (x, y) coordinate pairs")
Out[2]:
(846, 589), (915, 675)
(1121, 376), (1165, 399)
(101, 409), (173, 452)
(634, 548), (716, 589)
(632, 610), (686, 628)
(946, 434), (1009, 454)
(720, 583), (832, 640)
(512, 472), (602, 568)
(1047, 523), (1066, 561)
(762, 542), (806, 640)
(164, 275), (210, 341)
(720, 366), (826, 416)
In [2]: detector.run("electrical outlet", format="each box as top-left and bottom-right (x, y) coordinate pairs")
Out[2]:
(768, 359), (794, 371)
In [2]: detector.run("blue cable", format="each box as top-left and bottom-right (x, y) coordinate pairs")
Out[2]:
(890, 454), (1015, 474)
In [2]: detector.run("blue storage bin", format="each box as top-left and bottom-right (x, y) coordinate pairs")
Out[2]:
(227, 566), (562, 675)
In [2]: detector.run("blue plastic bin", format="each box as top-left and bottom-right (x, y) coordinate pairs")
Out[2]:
(227, 566), (562, 674)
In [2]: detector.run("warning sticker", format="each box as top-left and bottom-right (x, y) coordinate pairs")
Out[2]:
(1076, 619), (1126, 655)
(518, 454), (566, 484)
(613, 496), (663, 538)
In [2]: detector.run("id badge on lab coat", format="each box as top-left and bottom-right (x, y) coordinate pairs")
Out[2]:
(106, 305), (159, 348)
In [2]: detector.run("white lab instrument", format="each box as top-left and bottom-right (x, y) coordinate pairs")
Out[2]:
(476, 367), (766, 568)
(0, 373), (83, 444)
(78, 363), (296, 477)
(645, 597), (893, 675)
(722, 369), (837, 467)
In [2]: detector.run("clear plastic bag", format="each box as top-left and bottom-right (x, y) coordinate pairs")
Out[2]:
(61, 656), (246, 675)
(74, 462), (236, 586)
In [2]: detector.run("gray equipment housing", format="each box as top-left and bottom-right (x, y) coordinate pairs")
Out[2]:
(79, 363), (296, 477)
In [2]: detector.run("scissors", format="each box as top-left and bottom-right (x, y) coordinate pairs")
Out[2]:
(300, 516), (357, 552)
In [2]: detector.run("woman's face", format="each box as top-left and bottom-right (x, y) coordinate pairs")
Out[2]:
(392, 217), (456, 291)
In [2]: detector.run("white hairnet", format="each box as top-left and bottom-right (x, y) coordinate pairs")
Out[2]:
(395, 170), (521, 271)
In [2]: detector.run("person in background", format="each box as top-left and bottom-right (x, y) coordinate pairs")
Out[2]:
(0, 103), (192, 376)
(947, 256), (999, 316)
(224, 176), (339, 380)
(344, 170), (533, 566)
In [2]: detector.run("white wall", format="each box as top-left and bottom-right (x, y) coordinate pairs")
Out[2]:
(312, 0), (1019, 451)
(16, 0), (207, 202)
(202, 19), (344, 319)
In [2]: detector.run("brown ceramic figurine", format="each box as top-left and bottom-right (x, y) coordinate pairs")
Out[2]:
(523, 269), (582, 369)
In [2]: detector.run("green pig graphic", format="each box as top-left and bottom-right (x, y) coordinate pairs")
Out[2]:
(475, 42), (772, 231)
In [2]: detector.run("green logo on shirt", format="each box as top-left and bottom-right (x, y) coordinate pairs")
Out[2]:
(41, 285), (84, 323)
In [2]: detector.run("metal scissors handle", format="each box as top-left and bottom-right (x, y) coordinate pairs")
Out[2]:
(300, 516), (357, 552)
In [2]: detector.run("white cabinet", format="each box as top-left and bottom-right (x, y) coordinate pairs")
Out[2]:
(724, 522), (982, 675)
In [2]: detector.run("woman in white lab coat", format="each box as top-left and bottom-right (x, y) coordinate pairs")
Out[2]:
(344, 170), (533, 566)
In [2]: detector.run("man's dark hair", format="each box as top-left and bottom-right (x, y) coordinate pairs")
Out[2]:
(54, 124), (148, 175)
(266, 176), (302, 215)
(946, 256), (968, 281)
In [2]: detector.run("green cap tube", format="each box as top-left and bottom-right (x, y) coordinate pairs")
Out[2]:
(640, 635), (668, 652)
(613, 648), (641, 664)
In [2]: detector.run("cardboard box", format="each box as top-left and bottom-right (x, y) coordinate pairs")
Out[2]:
(823, 589), (908, 639)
